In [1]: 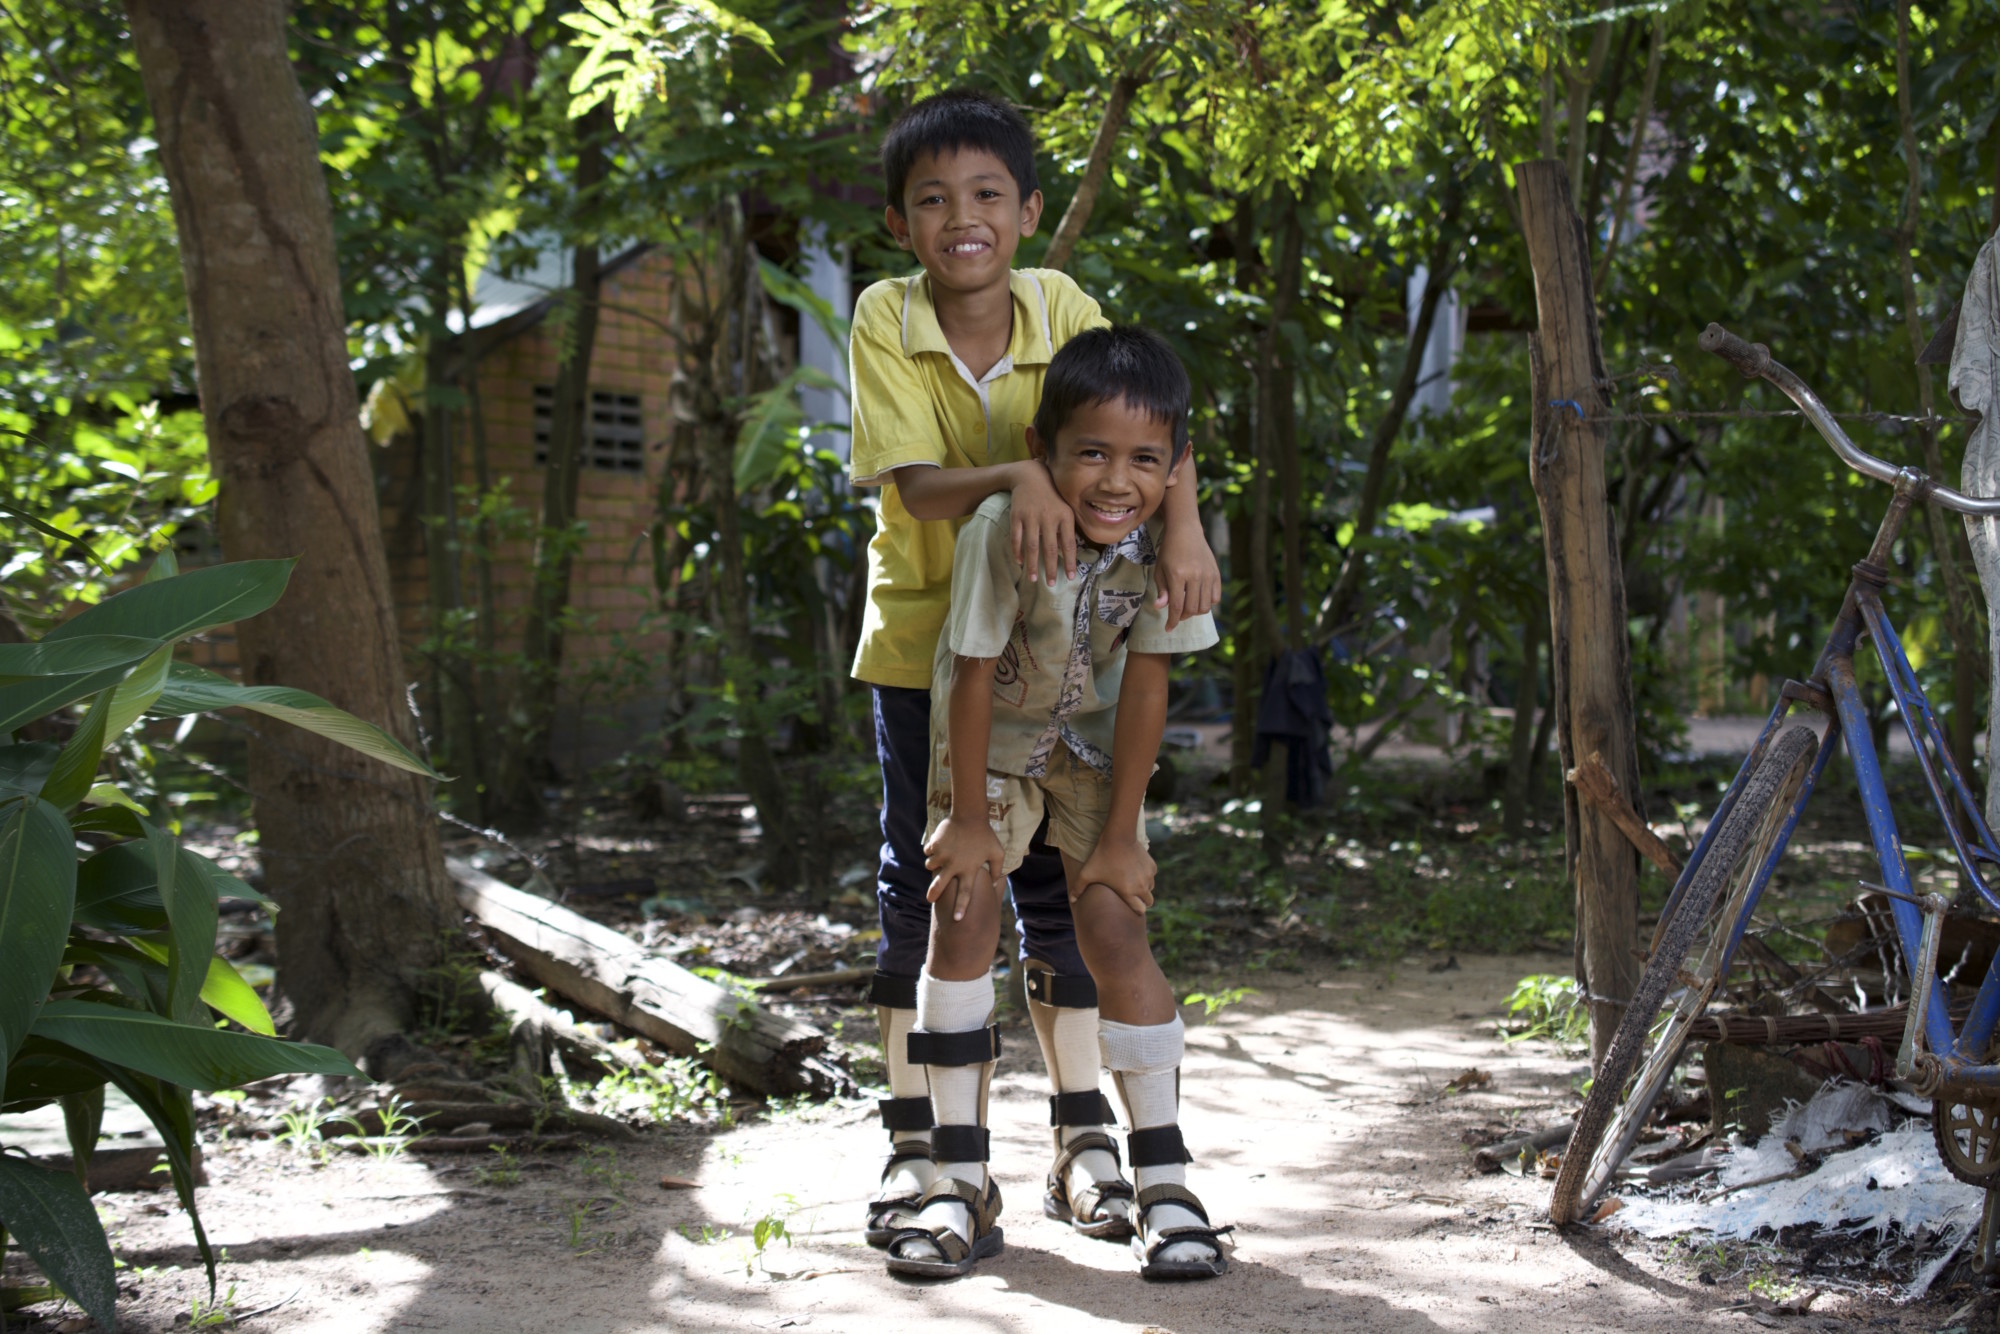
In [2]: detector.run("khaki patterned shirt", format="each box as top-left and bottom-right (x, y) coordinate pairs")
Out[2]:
(931, 492), (1218, 778)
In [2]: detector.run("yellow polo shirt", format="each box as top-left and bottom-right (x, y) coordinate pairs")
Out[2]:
(848, 268), (1107, 688)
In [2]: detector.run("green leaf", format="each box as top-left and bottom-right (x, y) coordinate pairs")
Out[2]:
(89, 1059), (214, 1290)
(757, 258), (851, 364)
(72, 842), (268, 935)
(149, 663), (441, 779)
(126, 941), (276, 1036)
(42, 559), (293, 646)
(734, 376), (807, 492)
(1, 1040), (109, 1113)
(0, 635), (163, 681)
(0, 664), (141, 737)
(61, 1083), (106, 1184)
(29, 1000), (361, 1090)
(0, 743), (60, 802)
(0, 499), (114, 577)
(0, 798), (76, 1098)
(101, 644), (173, 743)
(145, 825), (214, 1027)
(0, 1154), (119, 1332)
(39, 690), (111, 810)
(81, 783), (148, 815)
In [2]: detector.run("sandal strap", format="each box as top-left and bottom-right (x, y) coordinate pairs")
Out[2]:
(886, 1218), (971, 1264)
(930, 1124), (990, 1163)
(879, 1096), (935, 1133)
(1049, 1130), (1120, 1181)
(1136, 1182), (1212, 1225)
(907, 1025), (1002, 1066)
(882, 1140), (932, 1169)
(1070, 1175), (1134, 1221)
(1140, 1224), (1233, 1266)
(916, 1174), (1002, 1233)
(1049, 1091), (1115, 1127)
(1128, 1125), (1193, 1168)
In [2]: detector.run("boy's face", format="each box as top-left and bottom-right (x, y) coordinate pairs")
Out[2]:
(885, 148), (1042, 294)
(1028, 397), (1183, 549)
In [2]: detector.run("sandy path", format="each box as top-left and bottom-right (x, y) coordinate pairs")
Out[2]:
(86, 954), (1890, 1333)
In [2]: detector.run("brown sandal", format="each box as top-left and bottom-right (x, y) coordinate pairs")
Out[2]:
(1132, 1182), (1230, 1281)
(1043, 1124), (1135, 1239)
(884, 1175), (1005, 1279)
(865, 1138), (933, 1247)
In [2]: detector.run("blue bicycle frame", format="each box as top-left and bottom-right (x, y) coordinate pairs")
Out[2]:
(1658, 481), (2000, 1099)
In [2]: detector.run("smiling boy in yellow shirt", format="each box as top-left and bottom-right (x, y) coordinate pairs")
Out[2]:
(850, 90), (1220, 1249)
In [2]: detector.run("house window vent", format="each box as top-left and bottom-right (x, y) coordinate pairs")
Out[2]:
(533, 387), (646, 472)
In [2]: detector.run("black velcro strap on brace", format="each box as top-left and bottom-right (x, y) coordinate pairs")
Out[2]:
(929, 1124), (991, 1163)
(1049, 1091), (1115, 1128)
(868, 971), (919, 1009)
(1024, 970), (1099, 1009)
(878, 1096), (935, 1132)
(1128, 1125), (1193, 1168)
(906, 1026), (1002, 1067)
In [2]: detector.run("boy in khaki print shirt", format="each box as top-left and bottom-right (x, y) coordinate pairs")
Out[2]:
(886, 327), (1229, 1282)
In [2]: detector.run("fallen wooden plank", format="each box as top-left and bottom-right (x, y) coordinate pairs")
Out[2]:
(447, 858), (834, 1097)
(479, 970), (648, 1074)
(750, 965), (873, 992)
(1567, 751), (1684, 876)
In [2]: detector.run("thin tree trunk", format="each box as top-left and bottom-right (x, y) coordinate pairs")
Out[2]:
(1228, 495), (1256, 795)
(504, 107), (609, 822)
(1502, 599), (1545, 833)
(1564, 21), (1614, 203)
(697, 200), (793, 883)
(456, 296), (499, 814)
(127, 0), (458, 1057)
(1895, 3), (1983, 791)
(1596, 12), (1665, 292)
(1517, 160), (1644, 1071)
(1250, 193), (1303, 832)
(420, 321), (479, 787)
(1041, 69), (1143, 274)
(1319, 182), (1464, 637)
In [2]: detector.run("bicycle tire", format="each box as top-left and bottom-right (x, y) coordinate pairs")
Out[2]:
(1547, 724), (1820, 1224)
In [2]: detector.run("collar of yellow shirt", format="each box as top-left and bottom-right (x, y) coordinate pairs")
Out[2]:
(896, 269), (1059, 369)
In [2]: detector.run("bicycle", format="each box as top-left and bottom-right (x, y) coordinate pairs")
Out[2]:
(1547, 324), (2000, 1259)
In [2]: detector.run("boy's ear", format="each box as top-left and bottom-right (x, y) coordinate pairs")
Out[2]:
(1018, 188), (1045, 238)
(1025, 424), (1050, 462)
(884, 203), (912, 250)
(1165, 450), (1188, 487)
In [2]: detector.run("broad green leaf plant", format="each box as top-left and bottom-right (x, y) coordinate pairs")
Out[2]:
(0, 550), (442, 1331)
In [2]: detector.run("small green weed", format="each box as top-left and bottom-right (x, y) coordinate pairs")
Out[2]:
(188, 1283), (237, 1328)
(475, 1145), (521, 1187)
(1499, 974), (1587, 1049)
(276, 1096), (334, 1154)
(679, 1222), (729, 1244)
(1183, 986), (1257, 1018)
(586, 1054), (732, 1126)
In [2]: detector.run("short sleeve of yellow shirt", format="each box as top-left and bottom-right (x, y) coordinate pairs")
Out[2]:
(847, 268), (1108, 689)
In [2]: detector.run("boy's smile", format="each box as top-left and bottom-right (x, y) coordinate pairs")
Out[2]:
(885, 147), (1042, 294)
(1029, 397), (1182, 550)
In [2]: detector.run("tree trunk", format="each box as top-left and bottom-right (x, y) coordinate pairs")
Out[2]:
(1250, 193), (1303, 836)
(1516, 160), (1643, 1071)
(1041, 70), (1142, 274)
(420, 321), (481, 796)
(1502, 598), (1545, 834)
(500, 107), (609, 823)
(127, 0), (458, 1057)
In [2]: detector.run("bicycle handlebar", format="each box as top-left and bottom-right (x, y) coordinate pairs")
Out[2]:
(1698, 322), (2000, 518)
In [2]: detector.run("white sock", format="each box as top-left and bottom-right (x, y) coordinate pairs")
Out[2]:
(1029, 982), (1129, 1225)
(878, 1005), (933, 1203)
(1101, 1017), (1212, 1265)
(898, 971), (994, 1259)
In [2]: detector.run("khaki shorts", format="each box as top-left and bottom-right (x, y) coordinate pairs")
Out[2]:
(923, 737), (1148, 875)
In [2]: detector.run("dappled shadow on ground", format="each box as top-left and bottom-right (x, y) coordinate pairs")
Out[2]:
(83, 954), (1832, 1332)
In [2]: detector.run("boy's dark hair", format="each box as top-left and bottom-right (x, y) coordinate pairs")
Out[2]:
(1034, 326), (1192, 466)
(881, 89), (1038, 212)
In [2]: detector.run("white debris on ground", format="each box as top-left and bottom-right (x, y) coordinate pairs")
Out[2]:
(1613, 1081), (1985, 1286)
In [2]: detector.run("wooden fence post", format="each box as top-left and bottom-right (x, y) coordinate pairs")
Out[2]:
(1516, 159), (1644, 1070)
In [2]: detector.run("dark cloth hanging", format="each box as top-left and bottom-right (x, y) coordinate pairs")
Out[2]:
(1250, 648), (1335, 808)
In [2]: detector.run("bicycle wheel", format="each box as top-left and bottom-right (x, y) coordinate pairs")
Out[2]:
(1548, 724), (1820, 1224)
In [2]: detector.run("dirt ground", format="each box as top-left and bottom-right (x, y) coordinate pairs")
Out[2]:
(43, 952), (1963, 1333)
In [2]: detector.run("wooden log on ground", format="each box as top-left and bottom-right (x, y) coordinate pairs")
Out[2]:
(447, 859), (836, 1096)
(1567, 751), (1683, 876)
(750, 965), (873, 992)
(478, 971), (647, 1075)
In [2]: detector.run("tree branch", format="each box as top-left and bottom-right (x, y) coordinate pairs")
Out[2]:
(1596, 11), (1664, 292)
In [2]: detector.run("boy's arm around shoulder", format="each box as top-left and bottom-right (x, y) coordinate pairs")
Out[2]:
(1153, 457), (1221, 631)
